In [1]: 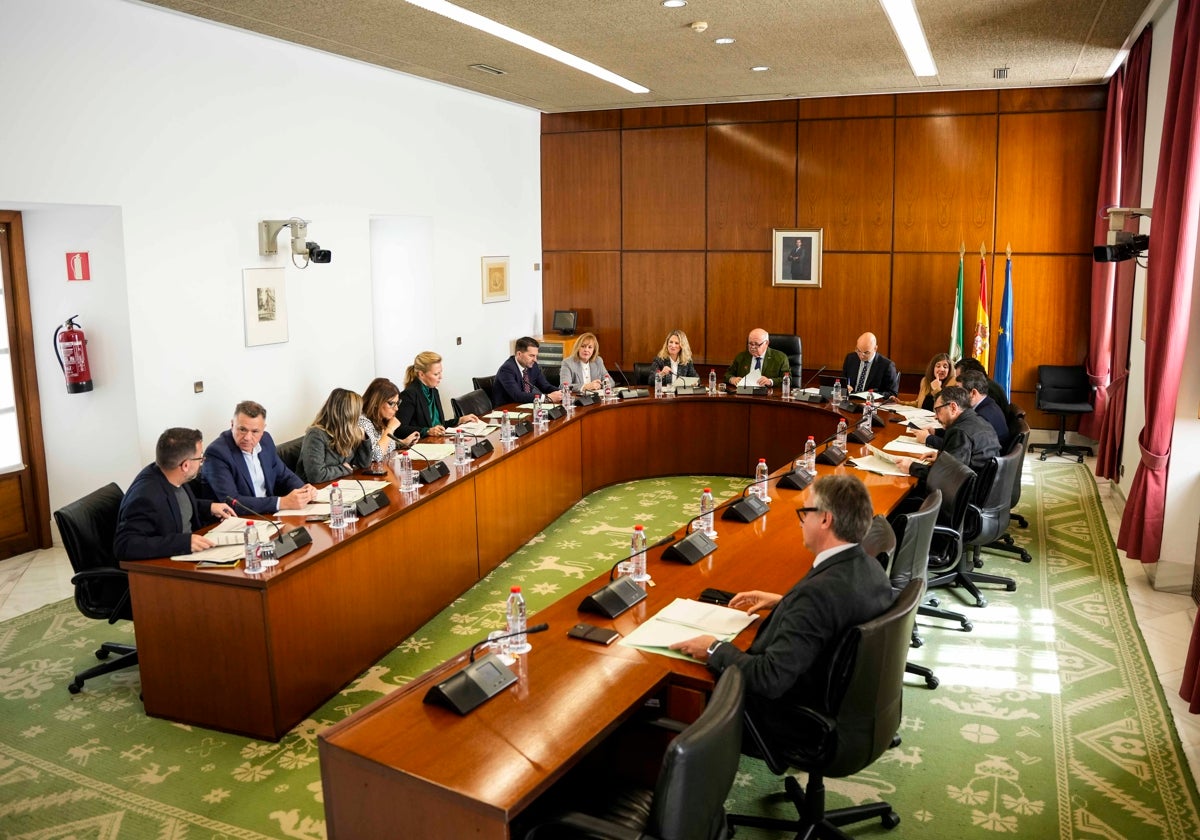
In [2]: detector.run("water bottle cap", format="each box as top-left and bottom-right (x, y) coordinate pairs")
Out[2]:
(245, 521), (253, 526)
(332, 481), (339, 487)
(510, 585), (521, 593)
(704, 487), (711, 492)
(807, 435), (815, 441)
(634, 524), (644, 531)
(758, 458), (766, 463)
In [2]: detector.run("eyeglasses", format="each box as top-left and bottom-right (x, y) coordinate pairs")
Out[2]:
(747, 340), (766, 348)
(855, 348), (872, 357)
(795, 506), (821, 523)
(385, 399), (400, 408)
(932, 402), (949, 414)
(183, 455), (206, 466)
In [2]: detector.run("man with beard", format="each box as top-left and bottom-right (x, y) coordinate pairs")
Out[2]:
(115, 427), (235, 560)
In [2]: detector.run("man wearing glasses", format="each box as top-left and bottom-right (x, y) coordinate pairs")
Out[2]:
(670, 475), (893, 756)
(725, 328), (790, 389)
(202, 401), (315, 514)
(841, 332), (901, 398)
(115, 428), (236, 560)
(892, 386), (1000, 481)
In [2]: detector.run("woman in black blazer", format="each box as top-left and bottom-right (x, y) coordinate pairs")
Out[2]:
(651, 329), (699, 385)
(397, 351), (482, 438)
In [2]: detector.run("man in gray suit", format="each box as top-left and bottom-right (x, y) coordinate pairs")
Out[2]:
(671, 475), (894, 757)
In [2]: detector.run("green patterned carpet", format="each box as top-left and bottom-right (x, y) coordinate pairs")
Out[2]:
(1, 464), (1198, 839)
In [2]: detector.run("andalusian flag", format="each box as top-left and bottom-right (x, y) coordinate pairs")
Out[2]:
(949, 255), (965, 362)
(994, 255), (1014, 397)
(973, 254), (990, 370)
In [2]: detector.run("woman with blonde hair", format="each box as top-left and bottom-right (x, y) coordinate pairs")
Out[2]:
(298, 388), (372, 483)
(651, 329), (698, 386)
(397, 351), (480, 438)
(358, 377), (419, 464)
(560, 332), (606, 392)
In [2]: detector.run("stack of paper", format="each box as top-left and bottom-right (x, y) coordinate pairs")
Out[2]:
(456, 420), (498, 436)
(484, 410), (530, 421)
(314, 479), (390, 504)
(883, 436), (937, 457)
(620, 598), (758, 661)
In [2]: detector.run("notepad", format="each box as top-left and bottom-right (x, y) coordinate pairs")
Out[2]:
(620, 598), (757, 660)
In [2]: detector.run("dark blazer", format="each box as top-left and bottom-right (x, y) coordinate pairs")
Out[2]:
(201, 429), (304, 514)
(910, 406), (1000, 481)
(926, 395), (1010, 452)
(493, 355), (559, 406)
(708, 544), (894, 758)
(841, 352), (901, 398)
(725, 348), (790, 387)
(296, 428), (371, 484)
(651, 356), (698, 386)
(397, 381), (461, 438)
(115, 463), (216, 560)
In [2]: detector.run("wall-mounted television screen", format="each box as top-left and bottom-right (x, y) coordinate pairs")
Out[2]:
(552, 310), (578, 335)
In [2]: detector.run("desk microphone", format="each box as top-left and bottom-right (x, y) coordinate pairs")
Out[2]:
(226, 497), (312, 559)
(424, 623), (551, 715)
(468, 623), (549, 662)
(406, 444), (451, 484)
(346, 476), (390, 516)
(721, 473), (774, 523)
(455, 429), (495, 459)
(801, 365), (827, 390)
(793, 366), (828, 402)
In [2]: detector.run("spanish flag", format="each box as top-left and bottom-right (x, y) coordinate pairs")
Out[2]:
(972, 254), (990, 370)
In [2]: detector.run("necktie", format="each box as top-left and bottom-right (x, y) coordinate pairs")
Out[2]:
(753, 356), (762, 373)
(856, 361), (869, 392)
(522, 369), (531, 393)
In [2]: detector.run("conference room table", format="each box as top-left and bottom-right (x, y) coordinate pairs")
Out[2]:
(313, 393), (917, 840)
(122, 389), (912, 748)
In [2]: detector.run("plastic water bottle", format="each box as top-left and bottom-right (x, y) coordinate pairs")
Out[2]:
(395, 450), (414, 492)
(603, 374), (614, 403)
(500, 411), (513, 443)
(708, 369), (718, 395)
(803, 436), (817, 474)
(836, 418), (848, 451)
(781, 370), (791, 400)
(653, 369), (663, 398)
(506, 586), (531, 654)
(454, 428), (469, 465)
(329, 482), (345, 530)
(754, 458), (769, 500)
(629, 524), (649, 582)
(865, 392), (877, 425)
(832, 379), (843, 407)
(699, 487), (716, 538)
(534, 393), (546, 427)
(561, 371), (573, 410)
(243, 521), (263, 574)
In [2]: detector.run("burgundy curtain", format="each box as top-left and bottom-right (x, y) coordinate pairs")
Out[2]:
(1119, 0), (1200, 569)
(1082, 29), (1152, 480)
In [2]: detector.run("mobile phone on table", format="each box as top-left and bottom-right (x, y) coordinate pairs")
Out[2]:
(567, 623), (620, 645)
(305, 515), (328, 522)
(699, 588), (734, 606)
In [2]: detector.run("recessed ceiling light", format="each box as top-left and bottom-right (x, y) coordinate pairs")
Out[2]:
(751, 66), (769, 72)
(879, 0), (937, 77)
(714, 37), (735, 45)
(662, 0), (687, 7)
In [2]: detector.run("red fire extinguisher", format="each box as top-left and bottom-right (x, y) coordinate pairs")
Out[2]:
(54, 316), (94, 394)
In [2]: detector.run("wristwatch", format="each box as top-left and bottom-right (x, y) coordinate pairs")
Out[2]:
(706, 639), (724, 658)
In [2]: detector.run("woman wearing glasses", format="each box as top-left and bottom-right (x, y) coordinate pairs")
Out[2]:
(298, 388), (374, 483)
(358, 378), (418, 464)
(397, 351), (481, 438)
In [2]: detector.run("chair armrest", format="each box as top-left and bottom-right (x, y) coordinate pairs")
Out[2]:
(524, 811), (645, 840)
(70, 568), (128, 587)
(644, 717), (688, 735)
(929, 525), (964, 567)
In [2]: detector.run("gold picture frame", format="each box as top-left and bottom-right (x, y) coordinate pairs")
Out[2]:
(482, 256), (510, 303)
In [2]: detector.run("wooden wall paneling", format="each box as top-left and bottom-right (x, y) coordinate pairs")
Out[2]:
(707, 100), (798, 124)
(890, 253), (966, 375)
(996, 111), (1105, 254)
(542, 131), (621, 251)
(706, 252), (795, 365)
(1000, 85), (1107, 113)
(798, 118), (894, 252)
(895, 89), (999, 116)
(796, 253), (893, 372)
(707, 122), (797, 251)
(622, 252), (706, 364)
(622, 105), (706, 128)
(622, 126), (706, 250)
(894, 115), (997, 253)
(542, 111), (622, 134)
(798, 95), (895, 120)
(541, 252), (623, 365)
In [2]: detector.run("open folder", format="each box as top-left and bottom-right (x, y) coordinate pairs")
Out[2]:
(620, 597), (758, 661)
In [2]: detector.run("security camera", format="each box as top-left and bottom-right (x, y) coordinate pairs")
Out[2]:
(306, 242), (332, 263)
(1094, 206), (1151, 262)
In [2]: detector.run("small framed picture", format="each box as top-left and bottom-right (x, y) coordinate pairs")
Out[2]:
(482, 256), (510, 303)
(772, 229), (823, 288)
(242, 268), (288, 346)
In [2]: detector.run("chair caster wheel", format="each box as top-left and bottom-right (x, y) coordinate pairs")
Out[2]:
(927, 597), (940, 607)
(976, 597), (988, 608)
(1039, 453), (1047, 461)
(68, 681), (82, 694)
(926, 676), (939, 689)
(1006, 582), (1017, 592)
(882, 811), (901, 829)
(1020, 551), (1032, 563)
(962, 621), (973, 632)
(911, 636), (924, 649)
(96, 650), (110, 660)
(1077, 456), (1085, 464)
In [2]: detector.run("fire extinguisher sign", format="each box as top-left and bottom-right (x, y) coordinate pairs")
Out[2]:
(66, 252), (90, 281)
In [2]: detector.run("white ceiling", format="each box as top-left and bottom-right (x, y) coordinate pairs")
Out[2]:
(142, 0), (1156, 113)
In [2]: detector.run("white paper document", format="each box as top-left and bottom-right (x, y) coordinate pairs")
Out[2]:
(407, 444), (455, 462)
(485, 411), (530, 421)
(314, 479), (390, 503)
(620, 598), (758, 660)
(883, 436), (938, 457)
(455, 421), (498, 436)
(849, 454), (911, 477)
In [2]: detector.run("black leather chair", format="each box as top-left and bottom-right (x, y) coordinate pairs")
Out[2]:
(767, 334), (802, 380)
(53, 483), (137, 694)
(888, 491), (943, 689)
(728, 580), (921, 839)
(276, 436), (303, 473)
(1005, 404), (1030, 530)
(452, 388), (492, 419)
(922, 453), (984, 613)
(1030, 364), (1094, 462)
(472, 374), (497, 399)
(523, 667), (744, 840)
(543, 365), (561, 387)
(632, 362), (655, 385)
(984, 414), (1033, 563)
(962, 449), (1024, 596)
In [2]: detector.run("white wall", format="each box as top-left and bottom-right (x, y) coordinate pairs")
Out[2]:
(1119, 0), (1200, 591)
(0, 0), (542, 517)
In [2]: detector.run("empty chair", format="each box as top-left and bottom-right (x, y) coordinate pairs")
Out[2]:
(542, 365), (561, 388)
(888, 490), (943, 689)
(922, 453), (984, 613)
(472, 374), (497, 400)
(728, 580), (921, 839)
(985, 413), (1033, 562)
(452, 388), (492, 419)
(1031, 364), (1094, 462)
(632, 362), (655, 385)
(962, 449), (1024, 596)
(276, 436), (303, 473)
(523, 667), (744, 840)
(53, 483), (137, 694)
(767, 334), (803, 380)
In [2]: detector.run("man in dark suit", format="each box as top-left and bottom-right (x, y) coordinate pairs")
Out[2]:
(916, 371), (1010, 451)
(894, 385), (1000, 481)
(726, 328), (791, 388)
(202, 401), (315, 515)
(494, 336), (564, 406)
(671, 475), (894, 757)
(115, 428), (236, 560)
(955, 357), (1011, 419)
(841, 332), (901, 398)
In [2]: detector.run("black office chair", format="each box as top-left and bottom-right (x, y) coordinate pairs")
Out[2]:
(767, 334), (803, 380)
(1005, 405), (1030, 530)
(53, 483), (138, 694)
(922, 453), (984, 613)
(632, 362), (655, 385)
(276, 436), (303, 473)
(888, 490), (943, 689)
(543, 365), (561, 388)
(523, 667), (744, 840)
(728, 580), (921, 839)
(472, 374), (497, 400)
(962, 450), (1024, 596)
(984, 415), (1033, 563)
(1030, 365), (1094, 462)
(452, 388), (492, 419)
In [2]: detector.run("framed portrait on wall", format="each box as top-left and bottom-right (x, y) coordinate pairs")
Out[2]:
(772, 229), (823, 288)
(242, 267), (288, 346)
(482, 256), (510, 303)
